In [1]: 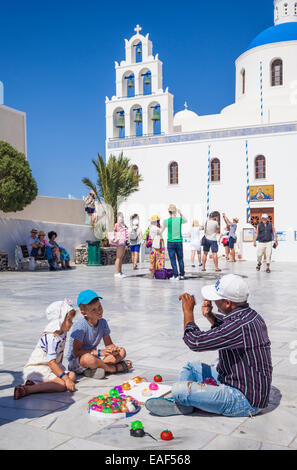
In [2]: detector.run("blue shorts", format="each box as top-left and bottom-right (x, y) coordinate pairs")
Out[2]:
(228, 237), (236, 249)
(85, 207), (95, 214)
(203, 239), (218, 253)
(130, 244), (140, 253)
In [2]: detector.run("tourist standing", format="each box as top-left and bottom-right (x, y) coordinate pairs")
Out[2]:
(223, 214), (239, 263)
(84, 191), (96, 226)
(188, 220), (204, 268)
(161, 204), (187, 280)
(114, 212), (129, 279)
(254, 214), (278, 273)
(201, 213), (221, 272)
(129, 214), (142, 270)
(149, 215), (165, 278)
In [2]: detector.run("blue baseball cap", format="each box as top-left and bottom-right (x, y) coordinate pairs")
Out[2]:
(77, 290), (103, 306)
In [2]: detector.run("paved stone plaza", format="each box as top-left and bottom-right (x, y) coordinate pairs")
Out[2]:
(0, 259), (296, 450)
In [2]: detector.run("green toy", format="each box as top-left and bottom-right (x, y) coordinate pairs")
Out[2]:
(131, 420), (144, 430)
(109, 388), (120, 398)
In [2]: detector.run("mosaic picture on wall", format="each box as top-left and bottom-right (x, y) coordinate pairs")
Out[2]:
(249, 185), (274, 202)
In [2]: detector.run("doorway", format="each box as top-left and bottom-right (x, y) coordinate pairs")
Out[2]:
(248, 208), (274, 227)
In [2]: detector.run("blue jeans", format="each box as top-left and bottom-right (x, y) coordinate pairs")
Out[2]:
(172, 361), (261, 417)
(31, 246), (54, 266)
(167, 242), (185, 277)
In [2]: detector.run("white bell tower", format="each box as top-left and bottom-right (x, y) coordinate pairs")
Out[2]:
(274, 0), (297, 25)
(105, 25), (174, 141)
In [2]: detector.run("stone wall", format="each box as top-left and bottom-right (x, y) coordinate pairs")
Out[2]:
(75, 245), (132, 266)
(0, 251), (8, 271)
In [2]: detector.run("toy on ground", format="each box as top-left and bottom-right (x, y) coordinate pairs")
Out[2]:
(160, 429), (174, 441)
(130, 421), (157, 441)
(149, 382), (159, 391)
(141, 388), (153, 397)
(154, 374), (163, 383)
(88, 389), (140, 419)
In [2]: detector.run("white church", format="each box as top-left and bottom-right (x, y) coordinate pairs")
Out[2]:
(106, 0), (297, 261)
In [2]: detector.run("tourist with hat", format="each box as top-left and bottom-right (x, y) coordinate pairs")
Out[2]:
(254, 214), (278, 273)
(149, 214), (165, 278)
(67, 289), (132, 379)
(223, 213), (239, 263)
(161, 204), (187, 280)
(145, 274), (272, 418)
(27, 228), (56, 271)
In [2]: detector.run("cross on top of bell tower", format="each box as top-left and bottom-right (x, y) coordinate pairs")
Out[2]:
(134, 24), (142, 35)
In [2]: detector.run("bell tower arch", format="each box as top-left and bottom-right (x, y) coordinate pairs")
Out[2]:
(105, 25), (174, 141)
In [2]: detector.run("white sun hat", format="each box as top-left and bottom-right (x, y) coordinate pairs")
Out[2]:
(201, 274), (249, 303)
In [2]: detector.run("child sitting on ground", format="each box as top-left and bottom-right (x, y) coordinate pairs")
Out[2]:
(14, 299), (76, 400)
(67, 289), (132, 379)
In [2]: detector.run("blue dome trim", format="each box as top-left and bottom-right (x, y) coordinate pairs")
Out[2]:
(247, 22), (297, 51)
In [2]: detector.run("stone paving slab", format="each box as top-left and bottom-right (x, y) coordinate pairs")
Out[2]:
(0, 260), (296, 449)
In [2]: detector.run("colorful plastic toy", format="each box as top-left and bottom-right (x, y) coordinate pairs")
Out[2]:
(109, 388), (120, 397)
(160, 430), (174, 441)
(149, 382), (159, 391)
(154, 374), (163, 382)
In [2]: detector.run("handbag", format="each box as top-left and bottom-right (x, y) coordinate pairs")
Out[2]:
(107, 231), (126, 246)
(201, 221), (208, 247)
(154, 269), (174, 280)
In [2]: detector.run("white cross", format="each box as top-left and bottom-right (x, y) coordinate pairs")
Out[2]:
(134, 24), (142, 34)
(184, 101), (188, 109)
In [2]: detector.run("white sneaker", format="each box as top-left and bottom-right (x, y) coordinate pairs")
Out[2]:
(120, 273), (127, 278)
(170, 276), (179, 281)
(180, 276), (185, 280)
(114, 273), (122, 278)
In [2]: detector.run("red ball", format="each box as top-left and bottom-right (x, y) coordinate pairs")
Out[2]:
(154, 374), (162, 383)
(160, 430), (173, 441)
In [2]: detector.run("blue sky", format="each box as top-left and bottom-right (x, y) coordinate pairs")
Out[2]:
(0, 0), (274, 199)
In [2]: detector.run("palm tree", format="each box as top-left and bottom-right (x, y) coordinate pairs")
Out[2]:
(82, 152), (143, 220)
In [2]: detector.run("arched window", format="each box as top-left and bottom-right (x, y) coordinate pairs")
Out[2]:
(211, 158), (220, 182)
(271, 59), (283, 86)
(241, 69), (246, 94)
(169, 162), (178, 185)
(255, 155), (266, 179)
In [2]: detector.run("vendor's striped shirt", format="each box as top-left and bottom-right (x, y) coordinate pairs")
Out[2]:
(184, 304), (272, 409)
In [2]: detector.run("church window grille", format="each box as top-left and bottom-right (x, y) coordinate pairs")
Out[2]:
(284, 3), (288, 14)
(169, 162), (178, 185)
(211, 158), (220, 182)
(271, 59), (283, 86)
(255, 155), (266, 179)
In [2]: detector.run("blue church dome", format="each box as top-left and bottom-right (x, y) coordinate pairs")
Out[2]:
(248, 22), (297, 51)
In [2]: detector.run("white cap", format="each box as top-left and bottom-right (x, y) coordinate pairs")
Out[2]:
(201, 274), (249, 303)
(261, 214), (269, 219)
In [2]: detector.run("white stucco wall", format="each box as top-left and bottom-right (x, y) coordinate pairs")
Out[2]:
(110, 126), (297, 262)
(0, 218), (96, 267)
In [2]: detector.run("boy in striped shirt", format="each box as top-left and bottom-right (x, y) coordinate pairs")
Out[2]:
(146, 274), (272, 417)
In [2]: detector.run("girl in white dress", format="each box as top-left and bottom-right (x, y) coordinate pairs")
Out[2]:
(14, 299), (76, 400)
(188, 220), (204, 268)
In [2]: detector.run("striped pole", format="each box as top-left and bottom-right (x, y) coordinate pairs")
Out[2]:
(260, 61), (263, 121)
(246, 140), (251, 224)
(207, 145), (211, 218)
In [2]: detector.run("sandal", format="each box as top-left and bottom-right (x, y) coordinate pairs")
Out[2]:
(14, 385), (28, 400)
(114, 360), (133, 373)
(266, 268), (271, 273)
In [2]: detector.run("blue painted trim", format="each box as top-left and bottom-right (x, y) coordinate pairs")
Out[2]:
(107, 122), (297, 149)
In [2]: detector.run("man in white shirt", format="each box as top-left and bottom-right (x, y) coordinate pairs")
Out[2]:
(27, 228), (39, 256)
(202, 213), (221, 272)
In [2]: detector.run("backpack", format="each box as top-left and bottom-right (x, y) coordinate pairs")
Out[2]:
(130, 229), (138, 245)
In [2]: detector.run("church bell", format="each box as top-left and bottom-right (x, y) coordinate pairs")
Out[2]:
(127, 77), (134, 88)
(151, 107), (160, 121)
(134, 109), (142, 124)
(116, 113), (125, 128)
(144, 74), (151, 86)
